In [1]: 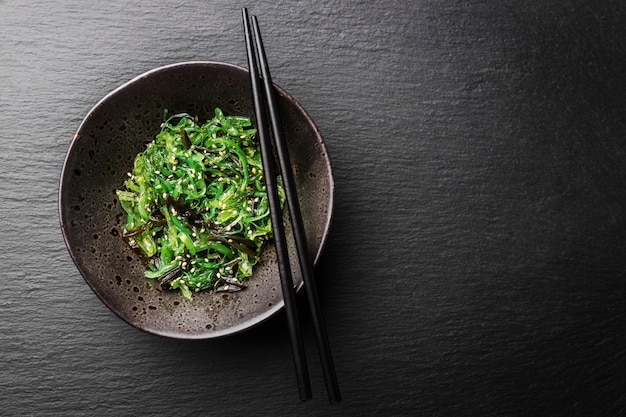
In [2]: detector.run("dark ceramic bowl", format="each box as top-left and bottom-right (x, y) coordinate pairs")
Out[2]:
(59, 61), (334, 339)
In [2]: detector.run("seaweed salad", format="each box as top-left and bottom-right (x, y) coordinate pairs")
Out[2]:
(116, 108), (283, 299)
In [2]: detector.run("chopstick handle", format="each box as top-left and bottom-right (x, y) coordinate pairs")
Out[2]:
(251, 16), (341, 404)
(242, 8), (312, 401)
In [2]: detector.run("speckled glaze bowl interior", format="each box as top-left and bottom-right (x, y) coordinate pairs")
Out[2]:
(59, 61), (334, 339)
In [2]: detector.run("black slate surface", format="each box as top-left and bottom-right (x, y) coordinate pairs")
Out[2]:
(0, 1), (624, 416)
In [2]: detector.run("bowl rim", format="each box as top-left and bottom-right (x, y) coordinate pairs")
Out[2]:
(58, 60), (335, 339)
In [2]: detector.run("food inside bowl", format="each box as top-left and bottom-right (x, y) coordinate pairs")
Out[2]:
(116, 108), (284, 299)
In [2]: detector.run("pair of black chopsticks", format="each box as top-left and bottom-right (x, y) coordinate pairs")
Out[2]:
(242, 8), (341, 404)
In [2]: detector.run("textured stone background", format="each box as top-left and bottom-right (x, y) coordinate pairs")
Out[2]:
(0, 0), (624, 415)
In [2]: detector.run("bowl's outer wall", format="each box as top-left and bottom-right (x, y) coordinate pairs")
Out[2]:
(59, 62), (334, 339)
